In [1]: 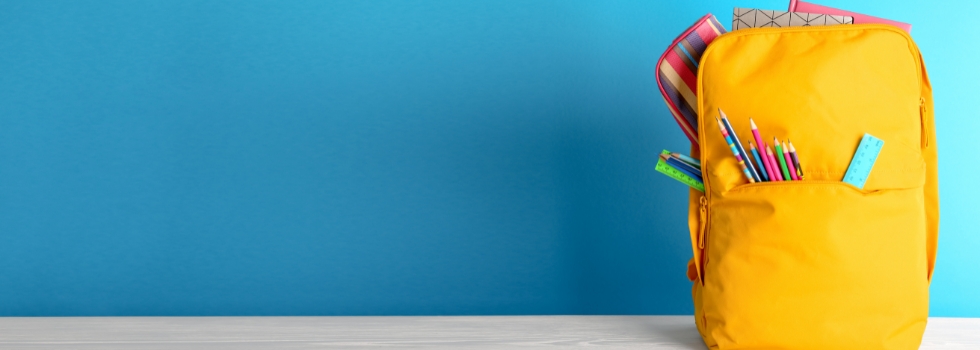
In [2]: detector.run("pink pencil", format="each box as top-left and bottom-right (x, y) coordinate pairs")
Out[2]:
(783, 141), (800, 180)
(749, 119), (776, 180)
(765, 144), (783, 181)
(760, 141), (776, 182)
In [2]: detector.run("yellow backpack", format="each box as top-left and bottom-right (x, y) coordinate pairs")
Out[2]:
(685, 24), (938, 349)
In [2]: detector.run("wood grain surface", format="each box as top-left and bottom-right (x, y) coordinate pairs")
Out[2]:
(0, 316), (975, 349)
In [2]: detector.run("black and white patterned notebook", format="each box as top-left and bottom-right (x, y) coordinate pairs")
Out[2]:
(733, 8), (853, 30)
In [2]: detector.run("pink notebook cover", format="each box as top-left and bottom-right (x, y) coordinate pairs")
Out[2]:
(789, 0), (911, 33)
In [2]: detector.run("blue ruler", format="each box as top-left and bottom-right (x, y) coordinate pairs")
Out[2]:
(843, 133), (884, 189)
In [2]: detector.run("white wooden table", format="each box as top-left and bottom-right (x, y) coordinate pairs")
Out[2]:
(0, 316), (976, 349)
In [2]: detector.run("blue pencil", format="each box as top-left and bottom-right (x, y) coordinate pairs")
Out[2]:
(667, 156), (702, 177)
(716, 117), (756, 183)
(663, 156), (703, 181)
(718, 109), (761, 182)
(749, 141), (769, 181)
(670, 152), (702, 168)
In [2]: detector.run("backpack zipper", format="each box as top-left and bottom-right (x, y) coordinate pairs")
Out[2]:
(698, 196), (708, 249)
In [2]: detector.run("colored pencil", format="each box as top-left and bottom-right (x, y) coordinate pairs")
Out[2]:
(783, 140), (799, 180)
(766, 143), (783, 181)
(749, 141), (769, 181)
(718, 109), (761, 182)
(760, 141), (777, 182)
(663, 155), (702, 180)
(670, 152), (702, 168)
(749, 118), (776, 180)
(667, 156), (703, 178)
(788, 140), (804, 180)
(774, 137), (792, 181)
(717, 117), (755, 183)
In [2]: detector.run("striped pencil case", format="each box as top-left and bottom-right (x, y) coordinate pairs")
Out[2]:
(655, 14), (726, 146)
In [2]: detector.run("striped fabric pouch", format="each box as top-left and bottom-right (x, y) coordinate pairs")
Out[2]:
(655, 14), (726, 146)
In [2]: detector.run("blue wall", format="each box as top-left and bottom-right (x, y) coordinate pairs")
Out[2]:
(0, 0), (975, 316)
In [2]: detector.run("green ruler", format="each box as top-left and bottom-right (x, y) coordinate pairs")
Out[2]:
(656, 150), (704, 192)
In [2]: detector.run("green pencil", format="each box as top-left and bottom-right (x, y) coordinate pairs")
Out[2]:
(774, 137), (792, 181)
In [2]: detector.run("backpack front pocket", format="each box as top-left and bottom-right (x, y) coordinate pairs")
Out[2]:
(701, 182), (928, 350)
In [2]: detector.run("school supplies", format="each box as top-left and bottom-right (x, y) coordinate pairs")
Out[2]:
(750, 119), (778, 182)
(760, 142), (777, 181)
(843, 133), (884, 189)
(733, 8), (852, 30)
(656, 150), (705, 192)
(718, 109), (761, 182)
(749, 142), (769, 181)
(656, 14), (727, 145)
(766, 143), (783, 181)
(671, 152), (702, 168)
(774, 137), (792, 181)
(712, 111), (816, 184)
(716, 118), (756, 183)
(667, 156), (703, 178)
(782, 141), (799, 181)
(789, 140), (804, 180)
(789, 0), (911, 33)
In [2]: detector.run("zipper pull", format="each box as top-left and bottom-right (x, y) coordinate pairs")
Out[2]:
(698, 196), (708, 249)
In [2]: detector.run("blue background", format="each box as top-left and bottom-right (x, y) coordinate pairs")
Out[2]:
(0, 0), (976, 316)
